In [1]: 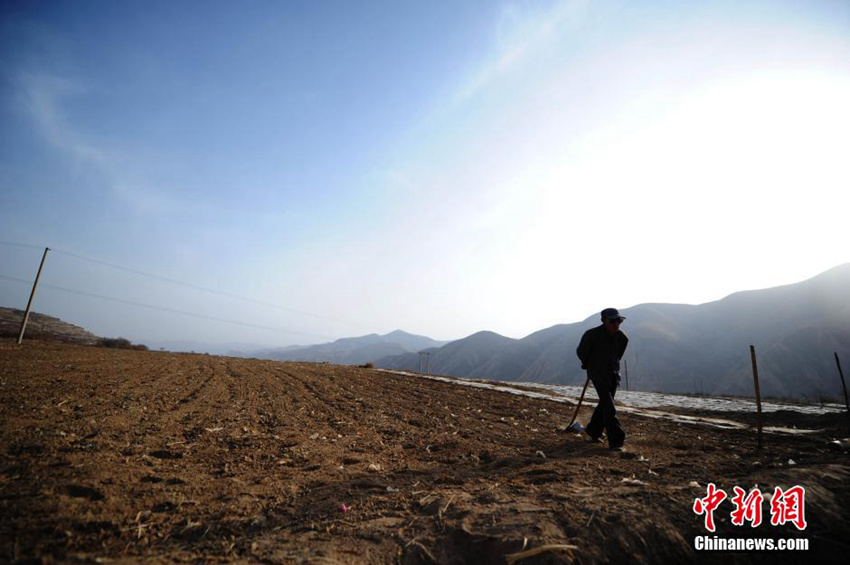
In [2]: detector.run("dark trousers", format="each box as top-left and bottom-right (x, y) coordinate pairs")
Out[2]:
(585, 373), (625, 447)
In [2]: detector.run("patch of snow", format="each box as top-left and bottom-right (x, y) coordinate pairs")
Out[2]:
(379, 370), (841, 435)
(522, 382), (845, 415)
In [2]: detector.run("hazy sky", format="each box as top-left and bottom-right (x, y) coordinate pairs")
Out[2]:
(2, 0), (849, 347)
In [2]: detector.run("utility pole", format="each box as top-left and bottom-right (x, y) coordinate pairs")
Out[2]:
(17, 247), (50, 345)
(418, 351), (431, 375)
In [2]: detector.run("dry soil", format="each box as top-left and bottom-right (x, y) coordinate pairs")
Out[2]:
(1, 340), (848, 564)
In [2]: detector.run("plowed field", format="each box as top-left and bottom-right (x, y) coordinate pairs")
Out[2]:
(1, 340), (848, 564)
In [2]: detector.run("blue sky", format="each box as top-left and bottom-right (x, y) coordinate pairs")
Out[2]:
(2, 0), (849, 348)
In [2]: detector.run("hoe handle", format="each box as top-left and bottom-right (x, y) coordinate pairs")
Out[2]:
(566, 377), (591, 429)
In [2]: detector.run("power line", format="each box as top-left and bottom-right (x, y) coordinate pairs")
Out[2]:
(1, 241), (361, 328)
(51, 247), (352, 324)
(0, 274), (334, 340)
(0, 241), (44, 251)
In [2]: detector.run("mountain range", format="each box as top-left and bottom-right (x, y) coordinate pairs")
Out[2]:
(376, 264), (850, 400)
(6, 264), (848, 401)
(251, 330), (450, 365)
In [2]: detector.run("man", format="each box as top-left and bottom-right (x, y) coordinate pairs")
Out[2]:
(576, 307), (629, 450)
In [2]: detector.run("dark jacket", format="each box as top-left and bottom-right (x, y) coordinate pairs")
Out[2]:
(576, 324), (628, 379)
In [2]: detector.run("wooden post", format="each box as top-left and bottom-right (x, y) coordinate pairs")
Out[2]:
(749, 345), (764, 450)
(624, 359), (629, 391)
(17, 247), (50, 345)
(835, 352), (849, 415)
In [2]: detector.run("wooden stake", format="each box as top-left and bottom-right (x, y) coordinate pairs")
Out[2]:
(835, 352), (849, 415)
(17, 247), (50, 345)
(749, 345), (763, 450)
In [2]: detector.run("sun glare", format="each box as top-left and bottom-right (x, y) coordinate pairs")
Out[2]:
(484, 70), (850, 328)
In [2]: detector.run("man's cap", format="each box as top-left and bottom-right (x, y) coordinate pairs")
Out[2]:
(601, 307), (625, 321)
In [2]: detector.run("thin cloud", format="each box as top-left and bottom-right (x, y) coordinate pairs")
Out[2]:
(18, 73), (107, 164)
(15, 71), (177, 215)
(455, 0), (590, 104)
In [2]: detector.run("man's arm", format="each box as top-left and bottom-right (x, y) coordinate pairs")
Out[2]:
(576, 330), (592, 369)
(618, 333), (629, 359)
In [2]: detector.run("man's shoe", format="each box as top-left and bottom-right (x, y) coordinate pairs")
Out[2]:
(609, 444), (624, 452)
(585, 432), (603, 444)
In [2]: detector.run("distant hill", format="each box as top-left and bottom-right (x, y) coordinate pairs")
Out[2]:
(423, 331), (517, 376)
(378, 264), (850, 400)
(256, 330), (450, 365)
(142, 339), (280, 356)
(0, 307), (100, 345)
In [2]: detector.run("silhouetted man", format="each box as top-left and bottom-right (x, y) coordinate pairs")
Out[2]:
(576, 308), (628, 450)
